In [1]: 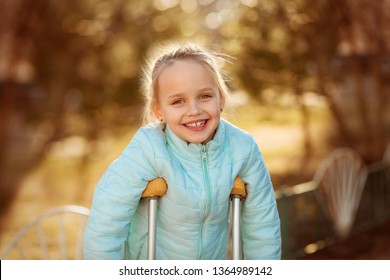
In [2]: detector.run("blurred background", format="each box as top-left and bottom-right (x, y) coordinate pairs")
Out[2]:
(0, 0), (389, 259)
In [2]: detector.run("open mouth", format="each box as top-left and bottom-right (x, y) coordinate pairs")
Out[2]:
(183, 119), (208, 129)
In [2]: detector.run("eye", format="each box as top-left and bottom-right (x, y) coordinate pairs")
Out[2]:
(199, 94), (212, 100)
(171, 99), (184, 105)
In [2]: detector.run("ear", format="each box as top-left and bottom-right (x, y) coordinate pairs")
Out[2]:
(152, 100), (163, 121)
(219, 92), (226, 112)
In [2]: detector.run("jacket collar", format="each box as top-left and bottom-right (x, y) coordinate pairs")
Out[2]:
(164, 119), (226, 163)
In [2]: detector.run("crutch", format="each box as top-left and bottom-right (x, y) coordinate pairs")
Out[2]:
(230, 177), (247, 260)
(141, 178), (168, 260)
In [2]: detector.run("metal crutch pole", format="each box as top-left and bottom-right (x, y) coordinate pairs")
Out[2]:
(141, 178), (168, 260)
(230, 177), (247, 260)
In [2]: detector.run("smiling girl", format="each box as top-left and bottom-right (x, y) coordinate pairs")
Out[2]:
(83, 43), (281, 260)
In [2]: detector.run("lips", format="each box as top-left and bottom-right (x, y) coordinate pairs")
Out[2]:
(183, 119), (208, 130)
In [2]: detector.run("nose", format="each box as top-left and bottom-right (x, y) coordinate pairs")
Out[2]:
(186, 100), (202, 116)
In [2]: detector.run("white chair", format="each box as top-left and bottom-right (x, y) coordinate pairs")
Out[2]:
(313, 148), (368, 238)
(1, 205), (90, 260)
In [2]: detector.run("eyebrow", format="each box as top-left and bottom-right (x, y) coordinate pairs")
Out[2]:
(168, 93), (184, 100)
(199, 87), (215, 92)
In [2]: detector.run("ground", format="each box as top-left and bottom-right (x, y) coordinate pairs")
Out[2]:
(300, 220), (390, 260)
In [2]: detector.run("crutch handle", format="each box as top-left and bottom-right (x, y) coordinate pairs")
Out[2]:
(230, 177), (247, 199)
(142, 178), (168, 198)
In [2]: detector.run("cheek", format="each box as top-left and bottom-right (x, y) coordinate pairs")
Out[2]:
(206, 101), (222, 116)
(163, 108), (182, 122)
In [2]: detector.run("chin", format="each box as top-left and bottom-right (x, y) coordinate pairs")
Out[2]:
(183, 136), (209, 144)
(186, 139), (205, 144)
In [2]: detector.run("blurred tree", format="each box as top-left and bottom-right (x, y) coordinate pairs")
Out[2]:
(0, 0), (216, 228)
(1, 0), (388, 231)
(228, 0), (390, 163)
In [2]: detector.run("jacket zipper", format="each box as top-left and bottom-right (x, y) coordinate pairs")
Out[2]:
(198, 145), (211, 259)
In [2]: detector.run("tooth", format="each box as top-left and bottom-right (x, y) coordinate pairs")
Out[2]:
(186, 121), (205, 127)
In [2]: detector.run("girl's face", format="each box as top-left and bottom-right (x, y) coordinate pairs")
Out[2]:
(153, 59), (225, 144)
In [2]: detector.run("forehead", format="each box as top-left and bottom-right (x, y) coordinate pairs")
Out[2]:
(156, 58), (217, 93)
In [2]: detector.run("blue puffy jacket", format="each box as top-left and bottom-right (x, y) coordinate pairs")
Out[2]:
(83, 119), (281, 259)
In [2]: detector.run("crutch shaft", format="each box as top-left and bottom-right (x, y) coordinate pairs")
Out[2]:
(231, 195), (242, 260)
(147, 197), (158, 260)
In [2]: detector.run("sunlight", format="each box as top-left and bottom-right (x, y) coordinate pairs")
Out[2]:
(240, 0), (258, 8)
(153, 0), (179, 11)
(206, 12), (222, 29)
(180, 0), (198, 13)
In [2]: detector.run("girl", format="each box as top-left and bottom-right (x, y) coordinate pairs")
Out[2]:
(83, 43), (281, 260)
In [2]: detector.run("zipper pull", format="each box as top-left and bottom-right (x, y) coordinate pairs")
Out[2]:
(201, 145), (207, 160)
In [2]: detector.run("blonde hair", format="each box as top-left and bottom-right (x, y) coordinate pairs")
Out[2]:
(140, 42), (232, 124)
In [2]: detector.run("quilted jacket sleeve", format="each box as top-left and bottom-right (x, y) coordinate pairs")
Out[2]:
(240, 137), (281, 260)
(83, 128), (157, 259)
